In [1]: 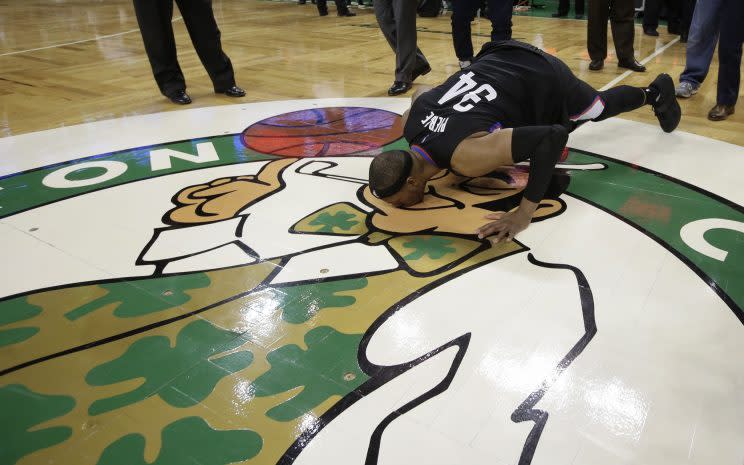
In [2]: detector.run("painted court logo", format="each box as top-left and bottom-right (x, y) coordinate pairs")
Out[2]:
(0, 104), (742, 465)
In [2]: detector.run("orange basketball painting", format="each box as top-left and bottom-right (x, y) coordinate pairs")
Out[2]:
(241, 107), (403, 157)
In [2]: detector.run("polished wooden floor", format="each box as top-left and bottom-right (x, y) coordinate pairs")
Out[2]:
(0, 0), (742, 145)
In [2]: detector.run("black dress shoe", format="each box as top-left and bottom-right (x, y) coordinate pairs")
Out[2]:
(388, 81), (412, 96)
(588, 59), (604, 71)
(221, 85), (246, 97)
(618, 59), (646, 72)
(412, 63), (431, 81)
(318, 8), (328, 15)
(574, 14), (584, 19)
(643, 28), (659, 37)
(338, 10), (356, 16)
(168, 90), (192, 105)
(551, 11), (567, 17)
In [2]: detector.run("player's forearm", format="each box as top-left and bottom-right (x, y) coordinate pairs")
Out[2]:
(511, 125), (568, 203)
(515, 197), (539, 218)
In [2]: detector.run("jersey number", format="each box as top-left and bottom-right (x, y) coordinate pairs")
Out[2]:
(437, 72), (497, 112)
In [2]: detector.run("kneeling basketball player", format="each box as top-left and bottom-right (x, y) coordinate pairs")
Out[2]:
(369, 39), (680, 242)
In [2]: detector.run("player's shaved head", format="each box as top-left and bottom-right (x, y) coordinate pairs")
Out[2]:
(368, 150), (413, 199)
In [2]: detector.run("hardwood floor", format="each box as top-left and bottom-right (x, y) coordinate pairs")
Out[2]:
(0, 0), (742, 145)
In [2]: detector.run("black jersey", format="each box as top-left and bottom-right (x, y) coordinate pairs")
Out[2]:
(403, 40), (569, 169)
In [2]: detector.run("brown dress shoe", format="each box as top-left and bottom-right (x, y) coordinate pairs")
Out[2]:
(707, 104), (735, 121)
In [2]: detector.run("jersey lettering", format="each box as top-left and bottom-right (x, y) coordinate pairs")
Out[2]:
(453, 83), (498, 112)
(421, 111), (435, 126)
(438, 72), (497, 112)
(420, 111), (449, 133)
(438, 72), (477, 105)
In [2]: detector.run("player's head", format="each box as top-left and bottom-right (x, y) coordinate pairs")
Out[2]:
(364, 168), (569, 236)
(369, 150), (427, 207)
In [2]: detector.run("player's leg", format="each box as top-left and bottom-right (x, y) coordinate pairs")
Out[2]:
(565, 70), (681, 132)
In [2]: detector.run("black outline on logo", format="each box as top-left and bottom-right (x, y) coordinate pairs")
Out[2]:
(0, 113), (741, 465)
(566, 148), (744, 324)
(1, 159), (536, 375)
(512, 253), (597, 465)
(275, 252), (595, 465)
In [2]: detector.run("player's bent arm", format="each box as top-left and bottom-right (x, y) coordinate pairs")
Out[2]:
(467, 124), (568, 242)
(512, 124), (568, 205)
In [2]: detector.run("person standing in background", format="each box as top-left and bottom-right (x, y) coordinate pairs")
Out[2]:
(374, 0), (432, 96)
(315, 0), (356, 16)
(678, 0), (695, 42)
(452, 0), (514, 69)
(675, 0), (720, 98)
(132, 0), (245, 105)
(642, 0), (680, 36)
(642, 0), (695, 38)
(552, 0), (585, 19)
(587, 0), (646, 72)
(707, 0), (743, 121)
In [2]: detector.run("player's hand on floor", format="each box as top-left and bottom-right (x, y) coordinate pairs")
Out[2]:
(475, 210), (532, 243)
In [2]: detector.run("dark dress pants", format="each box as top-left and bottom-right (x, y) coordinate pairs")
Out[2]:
(643, 0), (681, 33)
(451, 0), (513, 61)
(317, 0), (350, 14)
(588, 0), (636, 62)
(133, 0), (236, 97)
(680, 0), (695, 35)
(374, 0), (430, 83)
(716, 0), (744, 106)
(557, 0), (585, 16)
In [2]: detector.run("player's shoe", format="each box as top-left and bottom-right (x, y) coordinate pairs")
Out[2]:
(650, 73), (682, 133)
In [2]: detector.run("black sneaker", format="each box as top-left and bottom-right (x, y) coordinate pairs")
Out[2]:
(650, 73), (681, 133)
